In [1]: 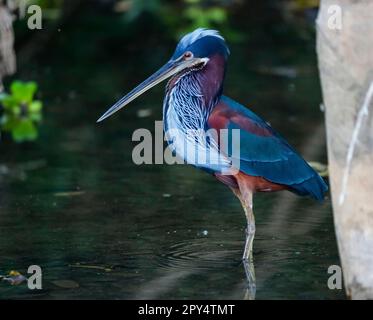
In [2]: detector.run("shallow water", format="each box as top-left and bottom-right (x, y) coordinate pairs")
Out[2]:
(0, 6), (345, 299)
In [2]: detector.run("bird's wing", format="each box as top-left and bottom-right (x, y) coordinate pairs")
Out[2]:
(207, 95), (328, 200)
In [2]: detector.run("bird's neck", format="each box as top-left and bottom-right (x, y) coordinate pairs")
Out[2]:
(164, 54), (226, 132)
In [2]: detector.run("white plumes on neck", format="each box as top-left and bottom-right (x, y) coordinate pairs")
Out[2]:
(167, 72), (206, 131)
(163, 72), (231, 171)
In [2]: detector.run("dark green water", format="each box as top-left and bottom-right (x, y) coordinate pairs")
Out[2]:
(0, 5), (344, 299)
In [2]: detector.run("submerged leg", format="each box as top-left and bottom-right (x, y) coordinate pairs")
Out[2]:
(243, 259), (256, 300)
(230, 186), (256, 299)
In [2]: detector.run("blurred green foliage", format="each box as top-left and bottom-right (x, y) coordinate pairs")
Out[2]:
(0, 81), (43, 143)
(291, 0), (319, 9)
(181, 0), (227, 36)
(121, 0), (162, 21)
(115, 0), (234, 40)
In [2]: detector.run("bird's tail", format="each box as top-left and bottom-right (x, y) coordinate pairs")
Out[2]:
(290, 173), (328, 201)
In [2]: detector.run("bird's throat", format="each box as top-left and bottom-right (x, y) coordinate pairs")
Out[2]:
(164, 53), (226, 132)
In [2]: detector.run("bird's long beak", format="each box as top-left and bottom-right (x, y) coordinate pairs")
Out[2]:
(97, 57), (207, 123)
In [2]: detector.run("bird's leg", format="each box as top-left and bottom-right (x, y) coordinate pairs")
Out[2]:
(231, 186), (256, 299)
(239, 191), (256, 299)
(242, 192), (255, 262)
(231, 187), (255, 261)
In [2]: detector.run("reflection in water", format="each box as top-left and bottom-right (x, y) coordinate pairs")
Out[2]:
(135, 270), (194, 299)
(135, 237), (239, 299)
(243, 260), (256, 300)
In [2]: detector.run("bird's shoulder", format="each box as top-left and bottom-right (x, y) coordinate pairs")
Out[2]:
(208, 95), (288, 144)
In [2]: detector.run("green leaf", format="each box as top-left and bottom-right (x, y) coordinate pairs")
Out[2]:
(11, 119), (38, 142)
(11, 81), (38, 104)
(9, 104), (21, 116)
(1, 80), (42, 143)
(29, 112), (42, 122)
(29, 100), (43, 113)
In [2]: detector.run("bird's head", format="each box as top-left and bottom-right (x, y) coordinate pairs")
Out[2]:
(97, 28), (229, 122)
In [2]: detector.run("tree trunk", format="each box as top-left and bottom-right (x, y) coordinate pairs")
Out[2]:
(0, 3), (16, 91)
(317, 0), (373, 299)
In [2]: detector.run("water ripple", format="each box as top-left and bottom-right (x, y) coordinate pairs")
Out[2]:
(157, 238), (241, 272)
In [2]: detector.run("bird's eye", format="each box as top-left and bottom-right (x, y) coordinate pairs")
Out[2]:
(183, 51), (193, 59)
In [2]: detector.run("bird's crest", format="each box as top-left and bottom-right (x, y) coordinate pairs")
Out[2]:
(176, 28), (227, 53)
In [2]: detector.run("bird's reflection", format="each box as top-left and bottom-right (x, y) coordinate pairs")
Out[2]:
(243, 259), (256, 300)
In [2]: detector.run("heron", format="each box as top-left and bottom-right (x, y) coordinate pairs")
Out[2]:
(97, 28), (328, 269)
